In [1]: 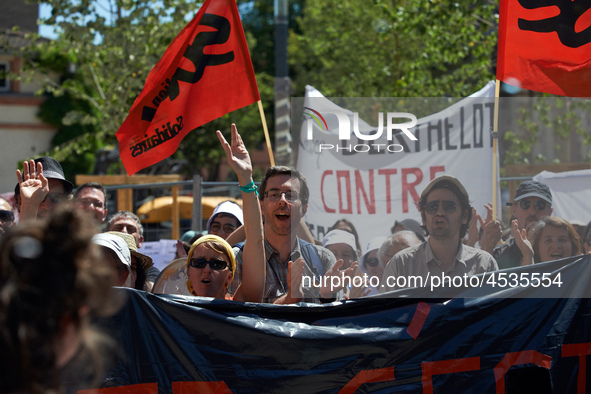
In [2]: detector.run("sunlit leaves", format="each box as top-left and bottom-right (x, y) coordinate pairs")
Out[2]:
(289, 0), (496, 97)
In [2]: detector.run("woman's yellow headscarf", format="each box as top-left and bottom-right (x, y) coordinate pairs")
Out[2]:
(186, 234), (237, 295)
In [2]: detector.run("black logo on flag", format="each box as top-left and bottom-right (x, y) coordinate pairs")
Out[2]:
(129, 116), (184, 157)
(141, 13), (235, 122)
(517, 0), (591, 48)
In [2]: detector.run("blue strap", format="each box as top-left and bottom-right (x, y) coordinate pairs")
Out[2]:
(299, 239), (325, 279)
(234, 240), (324, 279)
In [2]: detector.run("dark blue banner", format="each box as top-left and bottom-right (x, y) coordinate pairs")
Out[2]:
(75, 255), (591, 393)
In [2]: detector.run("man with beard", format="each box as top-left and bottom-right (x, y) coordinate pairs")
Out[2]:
(492, 180), (554, 269)
(230, 166), (355, 304)
(381, 175), (497, 292)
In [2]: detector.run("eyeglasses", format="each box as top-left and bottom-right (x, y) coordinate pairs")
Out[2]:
(210, 222), (236, 234)
(264, 190), (300, 202)
(425, 200), (457, 215)
(42, 193), (67, 204)
(517, 199), (550, 211)
(189, 258), (229, 271)
(364, 257), (380, 268)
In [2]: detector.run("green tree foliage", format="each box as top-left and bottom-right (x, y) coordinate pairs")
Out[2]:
(289, 0), (497, 97)
(289, 0), (591, 166)
(21, 0), (273, 180)
(237, 0), (304, 76)
(501, 96), (591, 165)
(20, 0), (587, 179)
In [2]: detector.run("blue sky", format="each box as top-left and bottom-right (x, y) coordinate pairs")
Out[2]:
(38, 3), (58, 39)
(37, 1), (200, 40)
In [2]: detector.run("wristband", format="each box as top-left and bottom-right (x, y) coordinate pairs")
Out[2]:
(239, 180), (259, 197)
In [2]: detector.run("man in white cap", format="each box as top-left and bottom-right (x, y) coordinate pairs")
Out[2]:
(92, 233), (133, 287)
(381, 175), (498, 292)
(207, 200), (243, 240)
(322, 229), (358, 270)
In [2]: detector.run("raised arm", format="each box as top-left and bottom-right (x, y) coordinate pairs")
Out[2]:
(479, 203), (503, 254)
(16, 160), (49, 222)
(512, 219), (534, 266)
(225, 224), (246, 246)
(216, 124), (265, 302)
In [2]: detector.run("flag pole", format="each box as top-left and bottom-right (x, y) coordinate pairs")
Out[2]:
(258, 100), (275, 166)
(492, 80), (501, 219)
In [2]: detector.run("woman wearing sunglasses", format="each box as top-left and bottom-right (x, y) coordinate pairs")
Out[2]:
(185, 124), (265, 302)
(514, 216), (582, 265)
(353, 236), (387, 297)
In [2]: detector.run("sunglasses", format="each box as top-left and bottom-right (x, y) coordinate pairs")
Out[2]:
(264, 190), (300, 202)
(210, 222), (236, 234)
(425, 200), (457, 215)
(517, 199), (550, 211)
(42, 193), (68, 204)
(364, 257), (380, 268)
(0, 210), (14, 223)
(189, 258), (229, 271)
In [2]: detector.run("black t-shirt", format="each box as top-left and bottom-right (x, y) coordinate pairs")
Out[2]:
(492, 237), (523, 269)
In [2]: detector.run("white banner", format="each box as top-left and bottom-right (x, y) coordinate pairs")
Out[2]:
(533, 169), (591, 225)
(295, 82), (498, 249)
(139, 239), (178, 272)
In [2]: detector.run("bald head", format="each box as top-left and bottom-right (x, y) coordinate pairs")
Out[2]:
(0, 197), (12, 212)
(378, 230), (422, 266)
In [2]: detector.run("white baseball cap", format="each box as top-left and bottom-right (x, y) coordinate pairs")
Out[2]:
(206, 201), (244, 232)
(92, 233), (131, 268)
(322, 229), (357, 252)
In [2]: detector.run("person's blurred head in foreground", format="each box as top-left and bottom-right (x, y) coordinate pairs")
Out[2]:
(186, 234), (236, 299)
(0, 207), (119, 393)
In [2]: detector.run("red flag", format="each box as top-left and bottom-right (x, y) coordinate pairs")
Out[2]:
(497, 0), (591, 97)
(116, 0), (260, 175)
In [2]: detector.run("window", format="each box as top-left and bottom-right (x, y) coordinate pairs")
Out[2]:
(0, 62), (10, 92)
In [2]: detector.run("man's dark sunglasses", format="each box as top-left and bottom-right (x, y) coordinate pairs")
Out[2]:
(42, 193), (68, 204)
(425, 200), (457, 215)
(0, 210), (14, 222)
(364, 257), (380, 268)
(516, 199), (550, 211)
(189, 258), (229, 271)
(210, 222), (236, 234)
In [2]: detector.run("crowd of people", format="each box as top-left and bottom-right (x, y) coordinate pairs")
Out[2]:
(1, 122), (590, 391)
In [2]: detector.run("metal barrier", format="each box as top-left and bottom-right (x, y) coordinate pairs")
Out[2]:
(77, 175), (242, 242)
